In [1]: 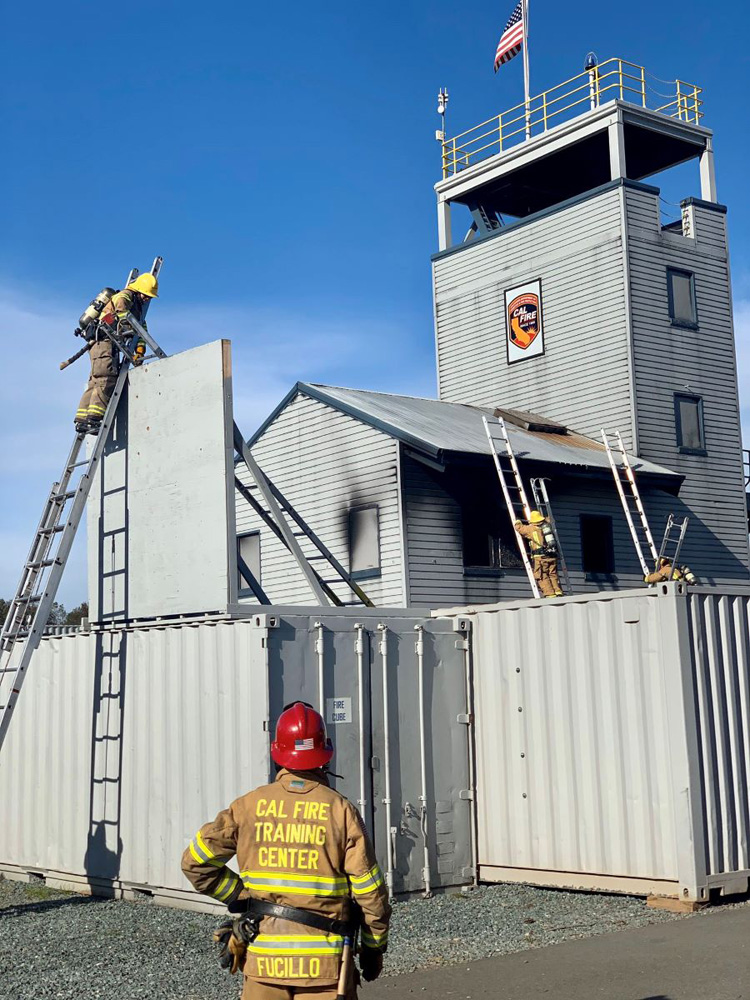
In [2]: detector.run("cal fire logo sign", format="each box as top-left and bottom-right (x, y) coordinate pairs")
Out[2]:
(505, 278), (544, 364)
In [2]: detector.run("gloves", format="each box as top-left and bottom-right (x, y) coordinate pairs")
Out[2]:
(359, 947), (383, 982)
(213, 919), (247, 975)
(132, 342), (146, 367)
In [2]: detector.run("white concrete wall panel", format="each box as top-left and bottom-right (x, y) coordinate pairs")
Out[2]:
(87, 341), (237, 621)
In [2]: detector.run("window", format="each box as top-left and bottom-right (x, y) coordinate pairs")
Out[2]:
(674, 393), (706, 454)
(462, 500), (522, 570)
(580, 514), (615, 575)
(349, 505), (380, 579)
(667, 268), (698, 328)
(237, 532), (261, 594)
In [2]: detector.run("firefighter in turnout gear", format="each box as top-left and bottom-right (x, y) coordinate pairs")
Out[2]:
(73, 273), (158, 434)
(182, 701), (391, 999)
(514, 510), (563, 598)
(644, 557), (698, 585)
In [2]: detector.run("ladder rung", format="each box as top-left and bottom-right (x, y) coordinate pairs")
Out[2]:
(53, 491), (77, 503)
(26, 559), (56, 570)
(14, 594), (41, 604)
(38, 526), (65, 536)
(67, 459), (89, 471)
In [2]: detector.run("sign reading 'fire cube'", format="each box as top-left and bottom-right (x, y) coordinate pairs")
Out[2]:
(505, 278), (544, 364)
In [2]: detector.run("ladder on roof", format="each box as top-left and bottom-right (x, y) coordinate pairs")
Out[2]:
(601, 428), (659, 576)
(483, 415), (540, 598)
(530, 477), (571, 595)
(0, 258), (165, 754)
(655, 513), (690, 578)
(233, 428), (375, 608)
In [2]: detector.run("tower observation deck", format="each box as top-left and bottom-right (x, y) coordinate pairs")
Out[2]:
(435, 58), (713, 250)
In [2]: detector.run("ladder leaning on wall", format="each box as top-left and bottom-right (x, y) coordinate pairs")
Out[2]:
(530, 477), (572, 595)
(601, 428), (689, 577)
(483, 416), (541, 598)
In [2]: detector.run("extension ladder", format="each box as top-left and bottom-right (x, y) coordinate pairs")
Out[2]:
(0, 258), (165, 754)
(483, 416), (540, 598)
(601, 429), (659, 576)
(233, 429), (374, 608)
(656, 513), (689, 577)
(530, 477), (571, 595)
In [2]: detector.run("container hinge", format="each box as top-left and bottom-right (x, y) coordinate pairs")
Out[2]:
(454, 639), (469, 651)
(461, 866), (476, 879)
(457, 713), (473, 725)
(459, 789), (474, 801)
(453, 618), (472, 634)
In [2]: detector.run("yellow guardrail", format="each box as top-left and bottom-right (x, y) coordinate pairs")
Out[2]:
(441, 58), (703, 179)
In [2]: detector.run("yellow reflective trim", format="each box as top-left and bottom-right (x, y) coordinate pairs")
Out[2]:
(252, 935), (343, 942)
(189, 843), (203, 865)
(196, 831), (215, 860)
(241, 870), (346, 886)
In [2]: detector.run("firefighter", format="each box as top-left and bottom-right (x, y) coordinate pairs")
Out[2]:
(514, 510), (563, 598)
(73, 273), (158, 434)
(645, 557), (697, 585)
(181, 701), (391, 999)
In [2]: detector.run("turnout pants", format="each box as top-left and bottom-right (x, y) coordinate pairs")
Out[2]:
(75, 338), (118, 424)
(242, 981), (356, 999)
(533, 555), (562, 597)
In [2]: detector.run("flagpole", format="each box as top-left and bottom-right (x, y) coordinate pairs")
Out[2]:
(523, 0), (531, 138)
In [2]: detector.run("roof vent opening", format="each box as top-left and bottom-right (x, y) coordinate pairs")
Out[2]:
(495, 407), (569, 435)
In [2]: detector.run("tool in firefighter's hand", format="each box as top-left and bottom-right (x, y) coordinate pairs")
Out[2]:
(359, 945), (383, 983)
(336, 935), (355, 999)
(60, 342), (93, 370)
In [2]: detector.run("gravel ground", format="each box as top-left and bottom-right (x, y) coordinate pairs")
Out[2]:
(0, 876), (722, 999)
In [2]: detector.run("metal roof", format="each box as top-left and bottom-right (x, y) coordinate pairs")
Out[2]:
(279, 383), (681, 483)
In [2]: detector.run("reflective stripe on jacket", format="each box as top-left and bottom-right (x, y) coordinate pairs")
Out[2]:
(181, 768), (391, 987)
(515, 521), (546, 553)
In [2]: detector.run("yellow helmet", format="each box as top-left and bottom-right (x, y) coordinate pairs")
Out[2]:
(529, 510), (545, 524)
(127, 273), (159, 298)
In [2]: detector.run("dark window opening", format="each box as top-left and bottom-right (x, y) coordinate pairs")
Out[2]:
(237, 531), (261, 595)
(580, 514), (615, 575)
(667, 267), (698, 328)
(349, 505), (381, 580)
(674, 393), (706, 454)
(443, 466), (522, 571)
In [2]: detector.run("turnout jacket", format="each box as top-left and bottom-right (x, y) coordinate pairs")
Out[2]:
(98, 289), (146, 357)
(514, 521), (547, 555)
(182, 769), (391, 988)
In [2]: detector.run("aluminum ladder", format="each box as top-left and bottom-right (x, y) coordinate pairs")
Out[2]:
(482, 415), (540, 598)
(0, 258), (165, 754)
(655, 513), (689, 577)
(601, 429), (659, 576)
(233, 428), (374, 608)
(530, 477), (571, 595)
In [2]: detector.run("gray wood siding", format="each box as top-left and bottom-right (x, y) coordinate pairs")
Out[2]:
(433, 186), (634, 444)
(625, 188), (750, 582)
(235, 393), (405, 606)
(403, 453), (653, 607)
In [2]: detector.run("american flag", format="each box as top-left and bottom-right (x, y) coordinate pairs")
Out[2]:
(295, 738), (315, 750)
(494, 1), (524, 72)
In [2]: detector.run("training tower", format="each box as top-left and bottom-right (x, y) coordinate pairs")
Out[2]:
(432, 58), (748, 583)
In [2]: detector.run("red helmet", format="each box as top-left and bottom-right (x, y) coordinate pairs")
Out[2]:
(271, 702), (333, 770)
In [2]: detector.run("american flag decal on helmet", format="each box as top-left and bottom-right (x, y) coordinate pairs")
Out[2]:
(295, 738), (315, 750)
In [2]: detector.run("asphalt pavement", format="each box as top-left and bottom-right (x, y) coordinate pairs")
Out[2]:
(369, 905), (750, 1000)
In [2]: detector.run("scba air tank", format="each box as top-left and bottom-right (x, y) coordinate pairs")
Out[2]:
(542, 522), (557, 552)
(78, 288), (116, 335)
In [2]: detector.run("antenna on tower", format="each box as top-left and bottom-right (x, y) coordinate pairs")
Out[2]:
(436, 87), (449, 142)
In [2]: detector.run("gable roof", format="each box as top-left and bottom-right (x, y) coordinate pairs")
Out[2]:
(248, 382), (681, 486)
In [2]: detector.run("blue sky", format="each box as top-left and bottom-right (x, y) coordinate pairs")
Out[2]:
(1, 0), (749, 606)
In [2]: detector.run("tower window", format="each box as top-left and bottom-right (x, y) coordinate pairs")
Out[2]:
(580, 515), (615, 575)
(667, 268), (698, 328)
(237, 531), (261, 595)
(349, 505), (381, 579)
(674, 393), (706, 454)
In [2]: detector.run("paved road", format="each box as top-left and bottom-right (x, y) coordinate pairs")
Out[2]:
(371, 906), (749, 1000)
